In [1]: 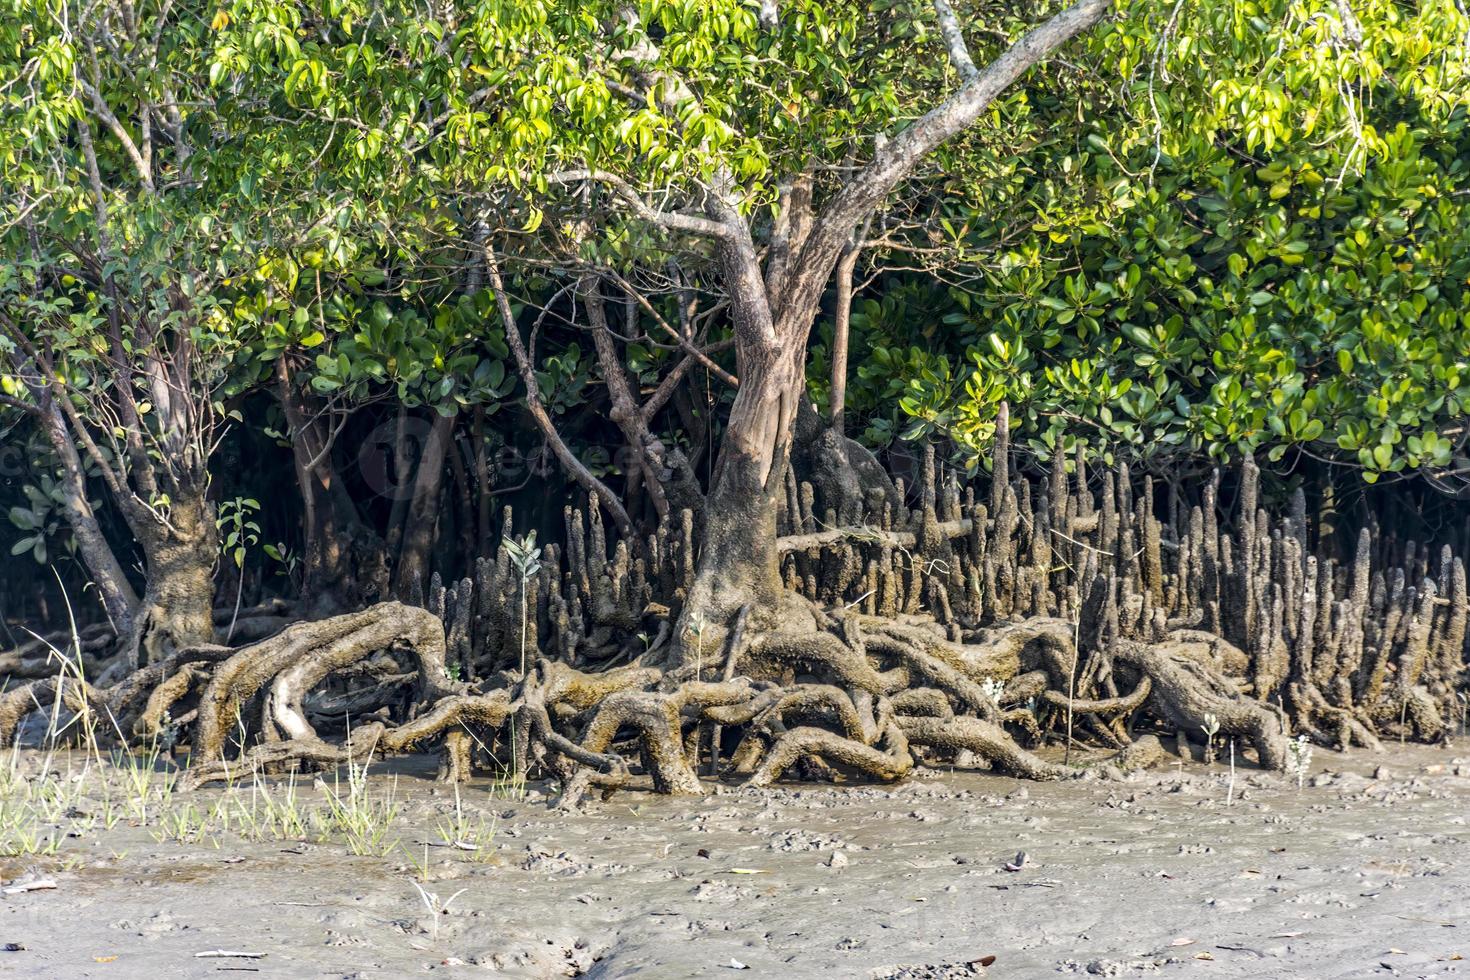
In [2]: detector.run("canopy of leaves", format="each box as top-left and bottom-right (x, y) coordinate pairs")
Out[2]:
(871, 0), (1470, 481)
(3, 0), (1467, 528)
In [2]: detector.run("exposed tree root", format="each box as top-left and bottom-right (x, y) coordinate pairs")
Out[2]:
(0, 675), (105, 747)
(177, 690), (518, 790)
(6, 443), (1468, 799)
(745, 721), (912, 787)
(191, 602), (451, 763)
(1114, 640), (1291, 771)
(572, 690), (703, 794)
(897, 716), (1069, 780)
(1, 587), (1325, 795)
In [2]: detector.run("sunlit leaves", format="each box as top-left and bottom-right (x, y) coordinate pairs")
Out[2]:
(863, 0), (1470, 480)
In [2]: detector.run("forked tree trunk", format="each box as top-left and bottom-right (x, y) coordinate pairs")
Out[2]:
(612, 0), (1112, 659)
(679, 322), (811, 649)
(683, 0), (1108, 649)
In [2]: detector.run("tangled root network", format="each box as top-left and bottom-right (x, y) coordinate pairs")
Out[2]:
(5, 426), (1467, 805)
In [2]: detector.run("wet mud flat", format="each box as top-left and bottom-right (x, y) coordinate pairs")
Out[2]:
(1, 744), (1467, 979)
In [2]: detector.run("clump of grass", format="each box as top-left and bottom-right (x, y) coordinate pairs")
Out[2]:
(117, 743), (179, 824)
(250, 772), (308, 841)
(401, 840), (433, 882)
(433, 784), (497, 859)
(313, 755), (404, 857)
(153, 802), (215, 846)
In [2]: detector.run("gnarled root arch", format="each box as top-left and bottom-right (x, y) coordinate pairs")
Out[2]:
(0, 593), (1297, 804)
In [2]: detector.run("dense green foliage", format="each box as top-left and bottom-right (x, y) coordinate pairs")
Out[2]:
(836, 0), (1470, 479)
(0, 0), (1467, 614)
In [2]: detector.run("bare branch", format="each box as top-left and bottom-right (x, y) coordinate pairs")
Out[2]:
(933, 0), (981, 81)
(547, 169), (735, 240)
(0, 393), (42, 418)
(602, 269), (739, 388)
(484, 249), (636, 540)
(585, 280), (671, 520)
(78, 51), (155, 192)
(808, 0), (1111, 268)
(641, 340), (732, 424)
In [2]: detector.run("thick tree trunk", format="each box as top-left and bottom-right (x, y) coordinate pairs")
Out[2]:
(680, 331), (809, 652)
(126, 491), (217, 668)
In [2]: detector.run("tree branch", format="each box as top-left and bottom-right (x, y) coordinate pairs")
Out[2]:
(37, 396), (142, 628)
(641, 341), (731, 424)
(602, 268), (739, 388)
(585, 280), (671, 521)
(933, 0), (981, 82)
(78, 53), (155, 193)
(547, 169), (735, 240)
(805, 0), (1111, 279)
(0, 393), (42, 418)
(598, 4), (777, 356)
(484, 250), (636, 541)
